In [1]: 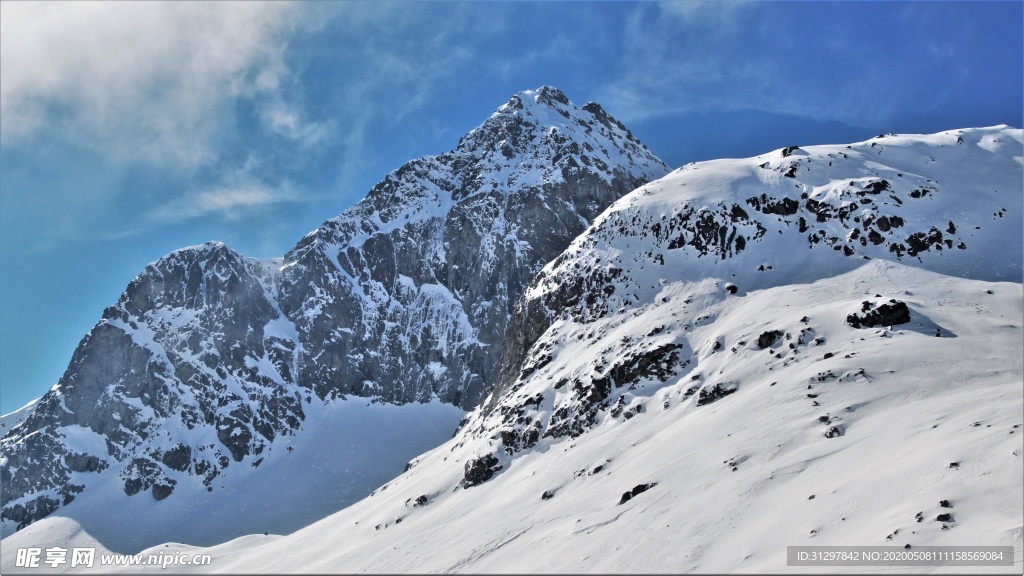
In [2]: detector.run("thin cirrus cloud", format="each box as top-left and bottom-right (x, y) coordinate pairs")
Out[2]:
(598, 1), (1000, 130)
(0, 1), (323, 160)
(145, 180), (298, 225)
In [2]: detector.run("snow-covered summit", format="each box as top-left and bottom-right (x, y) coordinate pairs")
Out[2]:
(276, 86), (668, 408)
(289, 85), (667, 260)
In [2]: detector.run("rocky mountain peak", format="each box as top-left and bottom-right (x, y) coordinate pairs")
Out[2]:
(1, 88), (670, 540)
(454, 86), (667, 192)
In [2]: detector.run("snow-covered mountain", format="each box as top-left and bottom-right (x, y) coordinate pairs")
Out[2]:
(13, 125), (1016, 574)
(0, 87), (669, 550)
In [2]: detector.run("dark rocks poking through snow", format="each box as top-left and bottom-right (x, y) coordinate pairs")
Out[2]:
(535, 343), (686, 444)
(152, 483), (175, 501)
(746, 194), (799, 216)
(65, 453), (108, 474)
(757, 330), (784, 349)
(0, 496), (63, 531)
(541, 490), (555, 501)
(696, 382), (738, 406)
(460, 454), (503, 489)
(846, 300), (911, 328)
(618, 482), (657, 505)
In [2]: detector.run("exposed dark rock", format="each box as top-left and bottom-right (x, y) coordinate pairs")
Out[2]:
(461, 454), (503, 488)
(846, 300), (911, 328)
(746, 194), (799, 216)
(697, 383), (738, 406)
(757, 330), (783, 349)
(152, 483), (174, 501)
(0, 495), (61, 531)
(618, 482), (657, 505)
(64, 453), (107, 474)
(161, 444), (192, 472)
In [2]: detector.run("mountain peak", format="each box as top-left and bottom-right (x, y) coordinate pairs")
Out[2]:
(456, 86), (668, 190)
(1, 88), (671, 545)
(496, 85), (571, 115)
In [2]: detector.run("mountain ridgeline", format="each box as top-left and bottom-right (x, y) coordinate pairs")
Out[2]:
(470, 125), (1022, 483)
(0, 87), (669, 534)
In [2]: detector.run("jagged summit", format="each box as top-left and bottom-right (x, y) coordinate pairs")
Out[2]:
(290, 86), (666, 260)
(458, 86), (662, 188)
(275, 86), (668, 409)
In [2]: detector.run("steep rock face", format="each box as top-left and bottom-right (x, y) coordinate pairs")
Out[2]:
(0, 243), (307, 530)
(276, 86), (668, 408)
(0, 87), (668, 536)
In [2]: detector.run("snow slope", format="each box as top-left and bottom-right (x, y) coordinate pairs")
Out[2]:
(1, 397), (462, 555)
(10, 264), (1018, 574)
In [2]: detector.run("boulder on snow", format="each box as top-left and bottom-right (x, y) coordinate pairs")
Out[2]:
(460, 454), (502, 488)
(757, 330), (783, 349)
(618, 482), (657, 505)
(697, 382), (738, 406)
(846, 300), (911, 328)
(151, 483), (174, 501)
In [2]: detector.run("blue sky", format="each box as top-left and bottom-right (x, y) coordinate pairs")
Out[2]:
(1, 1), (1021, 413)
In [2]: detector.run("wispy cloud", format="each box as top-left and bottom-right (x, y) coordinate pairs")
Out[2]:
(0, 0), (339, 248)
(0, 1), (323, 167)
(597, 1), (956, 130)
(593, 2), (767, 122)
(146, 181), (296, 225)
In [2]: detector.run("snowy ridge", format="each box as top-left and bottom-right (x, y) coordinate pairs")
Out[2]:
(480, 125), (1021, 473)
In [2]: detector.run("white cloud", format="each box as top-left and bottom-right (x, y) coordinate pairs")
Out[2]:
(0, 1), (324, 168)
(659, 0), (751, 26)
(595, 2), (772, 123)
(144, 167), (298, 225)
